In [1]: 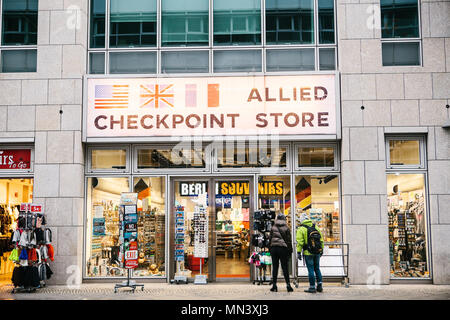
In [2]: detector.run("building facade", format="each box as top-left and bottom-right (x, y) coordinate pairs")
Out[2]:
(0, 0), (449, 286)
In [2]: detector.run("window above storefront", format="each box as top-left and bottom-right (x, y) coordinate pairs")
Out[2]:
(294, 143), (338, 171)
(87, 0), (337, 74)
(386, 136), (425, 169)
(88, 146), (130, 173)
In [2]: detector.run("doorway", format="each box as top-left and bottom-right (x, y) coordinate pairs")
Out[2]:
(170, 177), (253, 282)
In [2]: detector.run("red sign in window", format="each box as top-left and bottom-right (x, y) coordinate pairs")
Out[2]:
(0, 149), (31, 170)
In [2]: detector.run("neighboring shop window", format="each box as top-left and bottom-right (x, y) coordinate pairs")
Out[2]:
(0, 0), (38, 72)
(387, 137), (424, 169)
(85, 177), (130, 277)
(89, 147), (129, 172)
(162, 0), (209, 47)
(386, 136), (429, 278)
(135, 146), (206, 170)
(132, 177), (166, 277)
(296, 144), (337, 170)
(293, 175), (340, 243)
(0, 178), (33, 277)
(387, 174), (429, 278)
(380, 0), (421, 66)
(216, 142), (288, 170)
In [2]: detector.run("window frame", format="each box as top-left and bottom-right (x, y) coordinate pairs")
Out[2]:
(380, 0), (423, 67)
(86, 145), (131, 174)
(132, 144), (211, 174)
(294, 142), (339, 172)
(385, 135), (426, 170)
(213, 141), (291, 173)
(0, 0), (38, 73)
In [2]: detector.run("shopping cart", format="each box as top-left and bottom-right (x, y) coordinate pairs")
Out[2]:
(292, 242), (349, 288)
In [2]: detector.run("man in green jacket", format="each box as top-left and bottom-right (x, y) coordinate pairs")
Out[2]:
(296, 212), (324, 293)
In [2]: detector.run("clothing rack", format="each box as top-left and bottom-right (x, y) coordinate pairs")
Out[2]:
(9, 207), (54, 293)
(251, 209), (276, 286)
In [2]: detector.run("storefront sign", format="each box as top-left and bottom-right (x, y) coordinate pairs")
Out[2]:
(216, 181), (283, 196)
(86, 75), (337, 138)
(30, 205), (42, 213)
(0, 149), (31, 170)
(179, 182), (207, 196)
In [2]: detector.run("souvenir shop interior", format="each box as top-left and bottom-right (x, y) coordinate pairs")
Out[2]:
(0, 179), (33, 283)
(387, 173), (429, 278)
(85, 177), (166, 278)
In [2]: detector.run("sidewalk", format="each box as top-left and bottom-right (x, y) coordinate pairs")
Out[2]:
(1, 282), (449, 300)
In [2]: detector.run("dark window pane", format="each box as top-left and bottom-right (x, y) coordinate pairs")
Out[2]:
(381, 0), (419, 38)
(213, 50), (262, 72)
(162, 0), (209, 47)
(382, 42), (420, 66)
(109, 51), (156, 74)
(1, 0), (38, 45)
(110, 0), (157, 47)
(89, 52), (105, 74)
(214, 0), (261, 45)
(266, 48), (315, 71)
(318, 0), (335, 44)
(1, 49), (37, 72)
(138, 148), (205, 169)
(90, 0), (106, 48)
(161, 51), (209, 73)
(266, 0), (314, 45)
(319, 47), (335, 70)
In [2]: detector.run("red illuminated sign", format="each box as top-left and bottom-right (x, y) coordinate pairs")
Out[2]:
(0, 149), (31, 170)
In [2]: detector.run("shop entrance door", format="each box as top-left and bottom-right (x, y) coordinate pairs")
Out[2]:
(171, 177), (253, 283)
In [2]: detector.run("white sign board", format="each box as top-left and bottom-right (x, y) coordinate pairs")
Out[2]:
(86, 75), (337, 138)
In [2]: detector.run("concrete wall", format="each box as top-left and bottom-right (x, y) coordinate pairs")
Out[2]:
(0, 0), (87, 285)
(338, 0), (450, 284)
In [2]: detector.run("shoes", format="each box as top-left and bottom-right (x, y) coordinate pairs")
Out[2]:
(316, 283), (323, 292)
(287, 285), (294, 292)
(270, 285), (278, 292)
(304, 287), (317, 293)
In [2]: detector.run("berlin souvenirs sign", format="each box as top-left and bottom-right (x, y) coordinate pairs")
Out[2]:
(85, 75), (337, 138)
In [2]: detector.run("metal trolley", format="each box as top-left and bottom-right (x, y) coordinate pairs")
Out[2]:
(292, 242), (349, 288)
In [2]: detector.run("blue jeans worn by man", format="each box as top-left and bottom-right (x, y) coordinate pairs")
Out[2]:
(304, 254), (323, 293)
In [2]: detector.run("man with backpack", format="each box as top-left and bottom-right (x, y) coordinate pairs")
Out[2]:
(296, 212), (324, 293)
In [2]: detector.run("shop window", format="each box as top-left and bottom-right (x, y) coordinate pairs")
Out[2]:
(89, 148), (128, 172)
(89, 0), (106, 48)
(216, 142), (288, 170)
(213, 0), (261, 45)
(161, 0), (209, 47)
(0, 178), (33, 277)
(387, 173), (429, 278)
(213, 50), (262, 73)
(387, 138), (424, 168)
(266, 48), (315, 72)
(109, 0), (157, 48)
(265, 0), (314, 45)
(296, 145), (336, 169)
(85, 177), (130, 277)
(161, 51), (209, 73)
(293, 175), (340, 243)
(132, 177), (166, 277)
(136, 146), (206, 170)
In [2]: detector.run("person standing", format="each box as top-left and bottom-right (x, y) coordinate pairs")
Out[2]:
(269, 213), (294, 292)
(296, 212), (324, 293)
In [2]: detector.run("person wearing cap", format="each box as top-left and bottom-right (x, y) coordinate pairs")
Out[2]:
(296, 212), (324, 293)
(268, 213), (294, 292)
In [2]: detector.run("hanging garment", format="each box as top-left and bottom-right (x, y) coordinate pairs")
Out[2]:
(12, 229), (21, 243)
(11, 266), (25, 287)
(44, 228), (52, 244)
(8, 248), (19, 262)
(18, 230), (29, 247)
(40, 245), (49, 261)
(35, 229), (45, 244)
(47, 244), (54, 261)
(45, 263), (53, 280)
(18, 248), (28, 260)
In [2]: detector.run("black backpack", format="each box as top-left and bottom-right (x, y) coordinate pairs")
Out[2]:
(302, 224), (323, 255)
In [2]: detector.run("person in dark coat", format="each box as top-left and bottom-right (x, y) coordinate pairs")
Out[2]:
(269, 213), (294, 292)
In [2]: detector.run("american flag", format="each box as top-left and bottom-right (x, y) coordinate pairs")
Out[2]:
(94, 85), (129, 109)
(140, 84), (174, 108)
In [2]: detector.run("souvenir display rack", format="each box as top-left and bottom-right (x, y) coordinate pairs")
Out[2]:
(251, 209), (275, 285)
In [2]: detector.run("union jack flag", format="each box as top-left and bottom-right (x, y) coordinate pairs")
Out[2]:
(94, 85), (129, 109)
(140, 84), (174, 108)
